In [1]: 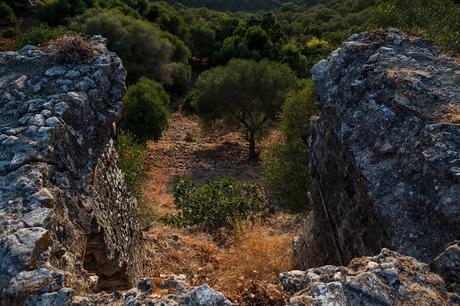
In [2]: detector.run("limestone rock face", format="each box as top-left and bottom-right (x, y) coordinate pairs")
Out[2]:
(0, 36), (143, 305)
(282, 248), (460, 306)
(295, 29), (460, 269)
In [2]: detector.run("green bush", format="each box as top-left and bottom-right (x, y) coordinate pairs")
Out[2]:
(165, 177), (264, 231)
(38, 0), (71, 26)
(370, 0), (460, 53)
(262, 80), (318, 212)
(72, 9), (191, 85)
(0, 2), (16, 26)
(1, 27), (20, 38)
(115, 130), (147, 198)
(15, 24), (74, 48)
(115, 130), (157, 227)
(120, 77), (170, 142)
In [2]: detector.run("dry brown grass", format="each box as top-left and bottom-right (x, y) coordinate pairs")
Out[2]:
(143, 219), (296, 305)
(212, 222), (294, 294)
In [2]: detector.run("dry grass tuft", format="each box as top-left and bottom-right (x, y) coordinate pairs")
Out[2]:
(143, 219), (296, 304)
(212, 222), (294, 297)
(54, 36), (95, 65)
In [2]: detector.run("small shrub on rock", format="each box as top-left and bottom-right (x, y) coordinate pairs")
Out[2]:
(54, 36), (95, 65)
(120, 77), (170, 142)
(165, 177), (264, 231)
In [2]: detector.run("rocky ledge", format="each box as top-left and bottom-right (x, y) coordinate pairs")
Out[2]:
(282, 244), (460, 305)
(295, 29), (460, 269)
(0, 36), (143, 305)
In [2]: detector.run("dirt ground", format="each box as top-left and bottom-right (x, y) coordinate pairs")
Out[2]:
(141, 113), (303, 304)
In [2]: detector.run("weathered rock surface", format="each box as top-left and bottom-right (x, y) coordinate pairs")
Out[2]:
(295, 29), (460, 269)
(282, 247), (460, 306)
(0, 36), (144, 305)
(72, 275), (233, 306)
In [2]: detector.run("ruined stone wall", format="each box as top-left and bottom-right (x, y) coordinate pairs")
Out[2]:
(0, 36), (143, 305)
(295, 29), (460, 269)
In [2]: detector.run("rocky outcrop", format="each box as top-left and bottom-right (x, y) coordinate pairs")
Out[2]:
(295, 29), (460, 269)
(281, 247), (460, 305)
(0, 36), (143, 305)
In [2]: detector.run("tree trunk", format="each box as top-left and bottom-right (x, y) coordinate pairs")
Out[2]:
(248, 132), (256, 162)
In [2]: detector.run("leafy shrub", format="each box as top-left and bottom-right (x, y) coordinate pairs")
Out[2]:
(0, 1), (16, 26)
(54, 36), (95, 65)
(137, 200), (157, 228)
(38, 0), (71, 26)
(115, 130), (147, 198)
(165, 177), (264, 230)
(262, 80), (318, 212)
(115, 130), (157, 227)
(71, 9), (191, 85)
(15, 24), (74, 48)
(120, 77), (170, 142)
(1, 27), (20, 38)
(370, 0), (460, 53)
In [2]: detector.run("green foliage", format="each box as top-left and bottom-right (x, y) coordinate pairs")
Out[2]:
(0, 2), (16, 26)
(192, 59), (299, 160)
(1, 27), (20, 38)
(115, 130), (156, 227)
(188, 25), (216, 59)
(121, 77), (170, 142)
(281, 43), (309, 78)
(371, 0), (460, 53)
(161, 0), (301, 12)
(115, 130), (147, 198)
(38, 0), (71, 26)
(262, 80), (317, 212)
(137, 200), (157, 228)
(72, 9), (191, 85)
(15, 25), (74, 48)
(302, 37), (332, 72)
(165, 177), (264, 230)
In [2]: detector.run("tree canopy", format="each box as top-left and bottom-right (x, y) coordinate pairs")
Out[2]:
(192, 59), (299, 160)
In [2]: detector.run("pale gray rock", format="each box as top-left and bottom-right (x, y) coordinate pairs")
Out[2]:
(182, 284), (233, 306)
(284, 248), (455, 305)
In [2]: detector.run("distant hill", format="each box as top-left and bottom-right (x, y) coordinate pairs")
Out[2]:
(158, 0), (302, 12)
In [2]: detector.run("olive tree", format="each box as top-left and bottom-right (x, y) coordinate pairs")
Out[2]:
(192, 59), (298, 161)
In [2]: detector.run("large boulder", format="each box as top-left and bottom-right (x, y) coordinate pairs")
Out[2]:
(295, 29), (460, 269)
(0, 36), (144, 305)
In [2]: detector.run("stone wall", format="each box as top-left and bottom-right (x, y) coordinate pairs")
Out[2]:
(295, 29), (460, 269)
(0, 36), (143, 305)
